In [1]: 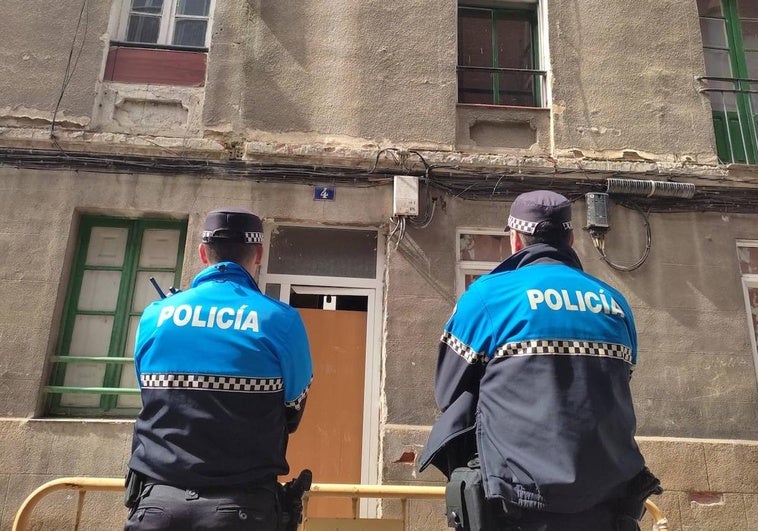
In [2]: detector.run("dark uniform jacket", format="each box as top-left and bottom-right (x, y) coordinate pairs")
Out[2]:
(128, 262), (312, 488)
(420, 244), (646, 513)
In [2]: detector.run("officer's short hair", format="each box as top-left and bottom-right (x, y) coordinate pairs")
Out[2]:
(504, 190), (573, 247)
(201, 207), (263, 264)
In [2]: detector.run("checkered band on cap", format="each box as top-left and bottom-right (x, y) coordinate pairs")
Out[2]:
(140, 373), (284, 393)
(507, 216), (573, 234)
(202, 231), (263, 244)
(494, 339), (633, 365)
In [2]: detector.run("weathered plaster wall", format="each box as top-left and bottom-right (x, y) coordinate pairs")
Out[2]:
(203, 0), (459, 147)
(549, 0), (717, 162)
(0, 1), (111, 128)
(383, 194), (758, 439)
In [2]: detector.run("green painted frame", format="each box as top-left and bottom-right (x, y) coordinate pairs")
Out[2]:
(457, 3), (542, 106)
(46, 216), (187, 417)
(702, 0), (758, 163)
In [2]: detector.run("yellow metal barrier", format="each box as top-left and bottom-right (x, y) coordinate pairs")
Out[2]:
(13, 477), (668, 531)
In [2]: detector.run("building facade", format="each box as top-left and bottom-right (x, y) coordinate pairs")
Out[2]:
(1, 0), (757, 529)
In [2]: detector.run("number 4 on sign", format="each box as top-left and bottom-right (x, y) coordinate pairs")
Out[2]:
(314, 186), (335, 201)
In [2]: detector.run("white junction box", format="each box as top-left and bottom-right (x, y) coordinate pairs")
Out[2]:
(393, 175), (419, 216)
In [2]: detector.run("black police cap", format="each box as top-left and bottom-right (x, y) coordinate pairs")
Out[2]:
(504, 190), (573, 234)
(201, 207), (263, 244)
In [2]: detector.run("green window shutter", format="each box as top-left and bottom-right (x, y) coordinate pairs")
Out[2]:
(46, 216), (187, 417)
(700, 0), (758, 163)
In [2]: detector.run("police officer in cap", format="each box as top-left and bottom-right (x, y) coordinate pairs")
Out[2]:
(420, 191), (660, 530)
(125, 207), (313, 530)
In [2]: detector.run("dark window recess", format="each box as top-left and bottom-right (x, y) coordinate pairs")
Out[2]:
(268, 227), (378, 279)
(289, 293), (369, 312)
(457, 5), (544, 107)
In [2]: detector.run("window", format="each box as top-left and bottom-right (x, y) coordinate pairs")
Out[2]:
(737, 241), (758, 377)
(121, 0), (213, 48)
(457, 2), (545, 106)
(456, 229), (511, 295)
(698, 0), (758, 163)
(104, 0), (213, 86)
(46, 217), (187, 416)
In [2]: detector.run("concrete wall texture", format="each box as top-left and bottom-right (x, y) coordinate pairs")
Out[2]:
(0, 0), (757, 529)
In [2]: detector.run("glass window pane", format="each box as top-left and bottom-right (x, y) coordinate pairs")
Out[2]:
(703, 48), (734, 78)
(131, 0), (164, 14)
(738, 0), (758, 19)
(742, 21), (758, 50)
(60, 364), (106, 407)
(177, 0), (210, 17)
(496, 18), (533, 69)
(117, 361), (142, 409)
(265, 283), (281, 300)
(700, 18), (729, 48)
(133, 271), (174, 311)
(458, 9), (493, 68)
(69, 315), (114, 357)
(738, 246), (758, 274)
(78, 270), (122, 311)
(127, 14), (161, 43)
(139, 229), (180, 268)
(458, 70), (494, 104)
(173, 19), (208, 47)
(125, 316), (140, 358)
(465, 273), (484, 290)
(497, 71), (535, 106)
(268, 227), (377, 278)
(698, 0), (723, 17)
(749, 286), (758, 343)
(460, 233), (510, 262)
(86, 227), (127, 267)
(746, 51), (758, 80)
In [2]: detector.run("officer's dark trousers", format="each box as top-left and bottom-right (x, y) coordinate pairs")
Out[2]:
(124, 482), (279, 531)
(487, 499), (639, 531)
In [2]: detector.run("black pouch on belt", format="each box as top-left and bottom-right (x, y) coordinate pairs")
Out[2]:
(124, 469), (146, 509)
(445, 457), (489, 531)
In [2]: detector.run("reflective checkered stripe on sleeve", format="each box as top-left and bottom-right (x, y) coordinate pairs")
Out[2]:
(441, 331), (484, 364)
(285, 377), (312, 411)
(494, 339), (633, 365)
(140, 373), (284, 392)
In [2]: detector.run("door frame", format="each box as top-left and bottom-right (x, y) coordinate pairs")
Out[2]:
(259, 223), (386, 513)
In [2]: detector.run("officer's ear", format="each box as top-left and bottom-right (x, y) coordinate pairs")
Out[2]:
(253, 244), (263, 265)
(199, 243), (211, 265)
(510, 230), (524, 254)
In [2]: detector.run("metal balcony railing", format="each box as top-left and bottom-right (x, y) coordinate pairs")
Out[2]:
(457, 65), (547, 107)
(698, 76), (758, 164)
(12, 476), (669, 531)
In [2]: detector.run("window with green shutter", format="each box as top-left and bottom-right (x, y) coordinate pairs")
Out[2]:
(698, 0), (758, 164)
(46, 216), (186, 417)
(457, 2), (545, 107)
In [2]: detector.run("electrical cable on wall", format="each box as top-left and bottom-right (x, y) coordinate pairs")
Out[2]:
(585, 178), (692, 272)
(589, 202), (652, 272)
(51, 0), (89, 141)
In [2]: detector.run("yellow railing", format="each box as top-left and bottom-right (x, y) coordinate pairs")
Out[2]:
(13, 477), (668, 531)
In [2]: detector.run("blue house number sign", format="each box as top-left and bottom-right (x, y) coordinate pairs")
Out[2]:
(314, 186), (335, 201)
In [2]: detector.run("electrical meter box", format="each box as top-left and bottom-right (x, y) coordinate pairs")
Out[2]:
(393, 175), (419, 216)
(585, 192), (610, 231)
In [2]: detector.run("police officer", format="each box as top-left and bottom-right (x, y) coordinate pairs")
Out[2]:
(420, 191), (660, 530)
(125, 207), (313, 530)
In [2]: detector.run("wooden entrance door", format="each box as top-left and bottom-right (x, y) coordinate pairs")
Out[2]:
(283, 308), (367, 518)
